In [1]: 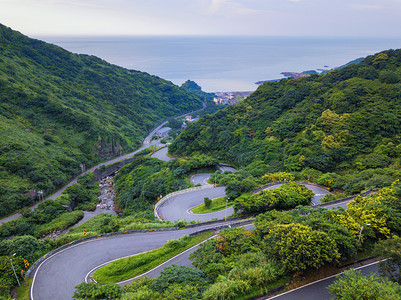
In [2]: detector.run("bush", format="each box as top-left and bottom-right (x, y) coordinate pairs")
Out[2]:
(204, 197), (212, 208)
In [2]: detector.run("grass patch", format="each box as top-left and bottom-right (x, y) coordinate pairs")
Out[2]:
(192, 196), (234, 214)
(16, 278), (32, 300)
(93, 231), (214, 284)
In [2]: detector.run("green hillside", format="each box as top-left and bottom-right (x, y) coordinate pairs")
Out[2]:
(0, 24), (203, 217)
(170, 49), (401, 193)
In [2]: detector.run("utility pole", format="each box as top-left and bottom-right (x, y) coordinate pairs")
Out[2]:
(354, 223), (370, 262)
(214, 171), (217, 188)
(10, 253), (20, 287)
(225, 197), (228, 221)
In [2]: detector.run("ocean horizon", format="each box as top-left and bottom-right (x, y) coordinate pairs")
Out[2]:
(37, 35), (401, 92)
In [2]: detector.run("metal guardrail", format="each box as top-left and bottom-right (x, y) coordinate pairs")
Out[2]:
(154, 184), (225, 219)
(314, 188), (374, 208)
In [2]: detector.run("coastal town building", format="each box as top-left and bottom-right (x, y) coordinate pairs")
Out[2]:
(155, 127), (172, 138)
(213, 91), (252, 105)
(182, 115), (199, 129)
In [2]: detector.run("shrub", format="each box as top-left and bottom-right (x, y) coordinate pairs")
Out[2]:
(204, 197), (212, 208)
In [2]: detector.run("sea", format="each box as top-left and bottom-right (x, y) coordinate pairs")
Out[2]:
(37, 36), (401, 92)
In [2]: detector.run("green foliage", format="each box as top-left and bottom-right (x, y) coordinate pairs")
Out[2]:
(192, 196), (233, 214)
(204, 197), (212, 208)
(190, 239), (229, 281)
(151, 265), (209, 293)
(0, 256), (24, 296)
(214, 227), (259, 258)
(320, 192), (347, 203)
(181, 80), (215, 101)
(263, 172), (295, 183)
(114, 155), (217, 214)
(328, 269), (401, 299)
(234, 183), (313, 214)
(0, 177), (98, 238)
(0, 24), (203, 217)
(170, 49), (401, 195)
(35, 210), (84, 238)
(123, 268), (208, 300)
(375, 236), (401, 284)
(227, 252), (284, 289)
(68, 213), (119, 235)
(73, 282), (122, 300)
(202, 276), (250, 300)
(262, 223), (340, 273)
(0, 235), (44, 261)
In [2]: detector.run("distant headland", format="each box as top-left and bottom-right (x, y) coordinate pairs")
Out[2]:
(255, 57), (364, 85)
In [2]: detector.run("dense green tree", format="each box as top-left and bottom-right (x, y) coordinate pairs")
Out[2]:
(262, 223), (340, 273)
(190, 239), (229, 280)
(0, 235), (44, 261)
(234, 183), (313, 214)
(375, 236), (401, 284)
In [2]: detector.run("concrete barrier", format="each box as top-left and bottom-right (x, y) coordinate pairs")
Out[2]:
(314, 188), (373, 208)
(185, 216), (247, 228)
(188, 219), (254, 236)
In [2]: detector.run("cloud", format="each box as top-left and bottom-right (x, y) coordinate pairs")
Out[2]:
(205, 0), (261, 15)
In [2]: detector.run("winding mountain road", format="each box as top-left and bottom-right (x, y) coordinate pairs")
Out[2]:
(27, 106), (366, 300)
(31, 225), (219, 300)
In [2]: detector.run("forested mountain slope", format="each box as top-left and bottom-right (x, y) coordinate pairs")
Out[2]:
(170, 49), (401, 174)
(0, 24), (203, 217)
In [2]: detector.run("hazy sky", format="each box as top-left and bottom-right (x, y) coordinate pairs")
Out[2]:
(0, 0), (400, 37)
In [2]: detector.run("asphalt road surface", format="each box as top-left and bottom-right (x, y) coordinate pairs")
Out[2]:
(267, 261), (381, 300)
(31, 222), (234, 300)
(191, 173), (212, 186)
(157, 187), (234, 222)
(150, 146), (174, 162)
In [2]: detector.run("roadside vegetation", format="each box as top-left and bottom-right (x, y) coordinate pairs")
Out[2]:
(74, 179), (401, 299)
(0, 173), (97, 239)
(93, 232), (214, 284)
(114, 155), (218, 217)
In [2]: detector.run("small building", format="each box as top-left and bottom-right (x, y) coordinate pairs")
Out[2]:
(155, 127), (172, 138)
